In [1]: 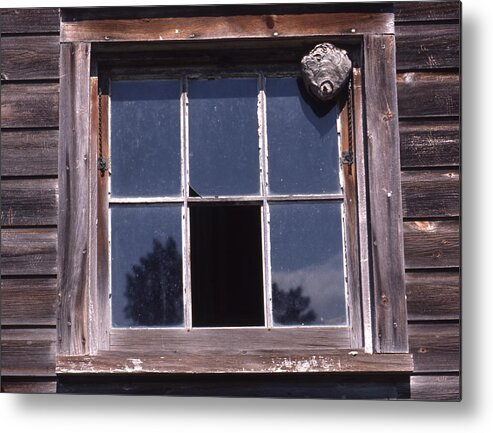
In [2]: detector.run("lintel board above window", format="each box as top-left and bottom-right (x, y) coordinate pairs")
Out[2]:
(56, 6), (412, 375)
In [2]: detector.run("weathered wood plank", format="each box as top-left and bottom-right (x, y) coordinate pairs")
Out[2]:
(397, 72), (460, 118)
(1, 278), (57, 325)
(1, 178), (58, 226)
(396, 23), (460, 70)
(394, 1), (461, 22)
(0, 35), (60, 81)
(0, 130), (58, 177)
(61, 12), (394, 43)
(57, 373), (411, 399)
(57, 351), (413, 374)
(399, 119), (460, 168)
(401, 169), (460, 218)
(410, 374), (460, 401)
(409, 323), (460, 373)
(364, 35), (408, 353)
(1, 228), (57, 276)
(0, 378), (57, 394)
(406, 271), (460, 320)
(57, 42), (91, 356)
(1, 328), (56, 376)
(110, 327), (350, 353)
(1, 83), (59, 128)
(404, 220), (459, 269)
(0, 8), (60, 34)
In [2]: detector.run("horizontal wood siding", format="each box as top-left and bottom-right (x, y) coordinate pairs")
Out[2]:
(0, 329), (57, 376)
(401, 170), (459, 218)
(396, 23), (460, 70)
(410, 375), (460, 401)
(395, 0), (460, 401)
(1, 130), (59, 177)
(0, 35), (60, 80)
(1, 228), (57, 275)
(1, 178), (58, 226)
(1, 7), (60, 393)
(1, 83), (59, 129)
(397, 72), (460, 118)
(0, 8), (60, 33)
(404, 220), (460, 269)
(406, 271), (460, 321)
(1, 278), (58, 326)
(1, 378), (57, 394)
(399, 119), (460, 168)
(394, 2), (460, 22)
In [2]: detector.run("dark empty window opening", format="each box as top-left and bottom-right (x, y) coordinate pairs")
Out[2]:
(191, 204), (265, 327)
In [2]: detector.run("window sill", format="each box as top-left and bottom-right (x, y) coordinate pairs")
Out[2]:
(56, 351), (414, 375)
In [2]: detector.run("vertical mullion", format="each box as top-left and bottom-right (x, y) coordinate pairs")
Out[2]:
(182, 76), (192, 330)
(258, 74), (273, 329)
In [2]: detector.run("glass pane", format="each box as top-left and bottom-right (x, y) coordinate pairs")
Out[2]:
(111, 80), (181, 197)
(266, 77), (340, 195)
(188, 78), (260, 196)
(270, 202), (346, 326)
(111, 205), (183, 327)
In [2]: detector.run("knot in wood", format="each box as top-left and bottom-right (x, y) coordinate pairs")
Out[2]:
(301, 43), (352, 103)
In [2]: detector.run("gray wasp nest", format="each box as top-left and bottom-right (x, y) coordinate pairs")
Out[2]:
(301, 43), (352, 102)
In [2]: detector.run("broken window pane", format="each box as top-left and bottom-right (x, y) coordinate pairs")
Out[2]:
(111, 80), (182, 197)
(270, 202), (347, 326)
(188, 78), (260, 196)
(191, 204), (264, 327)
(111, 205), (184, 327)
(266, 77), (340, 195)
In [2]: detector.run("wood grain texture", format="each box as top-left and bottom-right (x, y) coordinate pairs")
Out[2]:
(410, 374), (460, 401)
(1, 278), (57, 325)
(0, 378), (57, 394)
(399, 119), (460, 168)
(409, 323), (460, 373)
(1, 328), (56, 376)
(1, 130), (58, 177)
(110, 327), (351, 353)
(401, 169), (460, 218)
(339, 89), (363, 348)
(0, 35), (60, 80)
(363, 35), (408, 353)
(57, 373), (411, 399)
(406, 271), (460, 320)
(1, 178), (58, 226)
(1, 83), (59, 128)
(404, 220), (459, 269)
(61, 12), (393, 42)
(397, 72), (459, 118)
(396, 23), (460, 70)
(1, 228), (57, 275)
(394, 1), (461, 22)
(0, 8), (60, 34)
(57, 351), (413, 374)
(57, 42), (91, 356)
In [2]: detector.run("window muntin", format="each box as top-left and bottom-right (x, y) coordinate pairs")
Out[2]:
(107, 72), (352, 331)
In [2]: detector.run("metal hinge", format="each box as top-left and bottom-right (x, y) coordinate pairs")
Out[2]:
(341, 150), (353, 166)
(97, 156), (108, 175)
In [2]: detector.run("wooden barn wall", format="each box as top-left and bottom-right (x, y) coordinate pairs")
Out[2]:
(1, 3), (460, 400)
(1, 8), (60, 394)
(394, 1), (461, 401)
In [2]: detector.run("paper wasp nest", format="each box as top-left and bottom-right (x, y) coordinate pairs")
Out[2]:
(301, 43), (352, 102)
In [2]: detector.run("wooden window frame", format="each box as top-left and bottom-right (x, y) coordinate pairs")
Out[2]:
(57, 8), (413, 375)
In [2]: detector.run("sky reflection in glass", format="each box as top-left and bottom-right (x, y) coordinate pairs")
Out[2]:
(270, 202), (347, 326)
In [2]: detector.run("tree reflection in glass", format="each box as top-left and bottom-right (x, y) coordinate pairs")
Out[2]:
(111, 205), (183, 327)
(124, 237), (183, 327)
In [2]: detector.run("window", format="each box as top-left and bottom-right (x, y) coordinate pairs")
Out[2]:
(57, 7), (412, 375)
